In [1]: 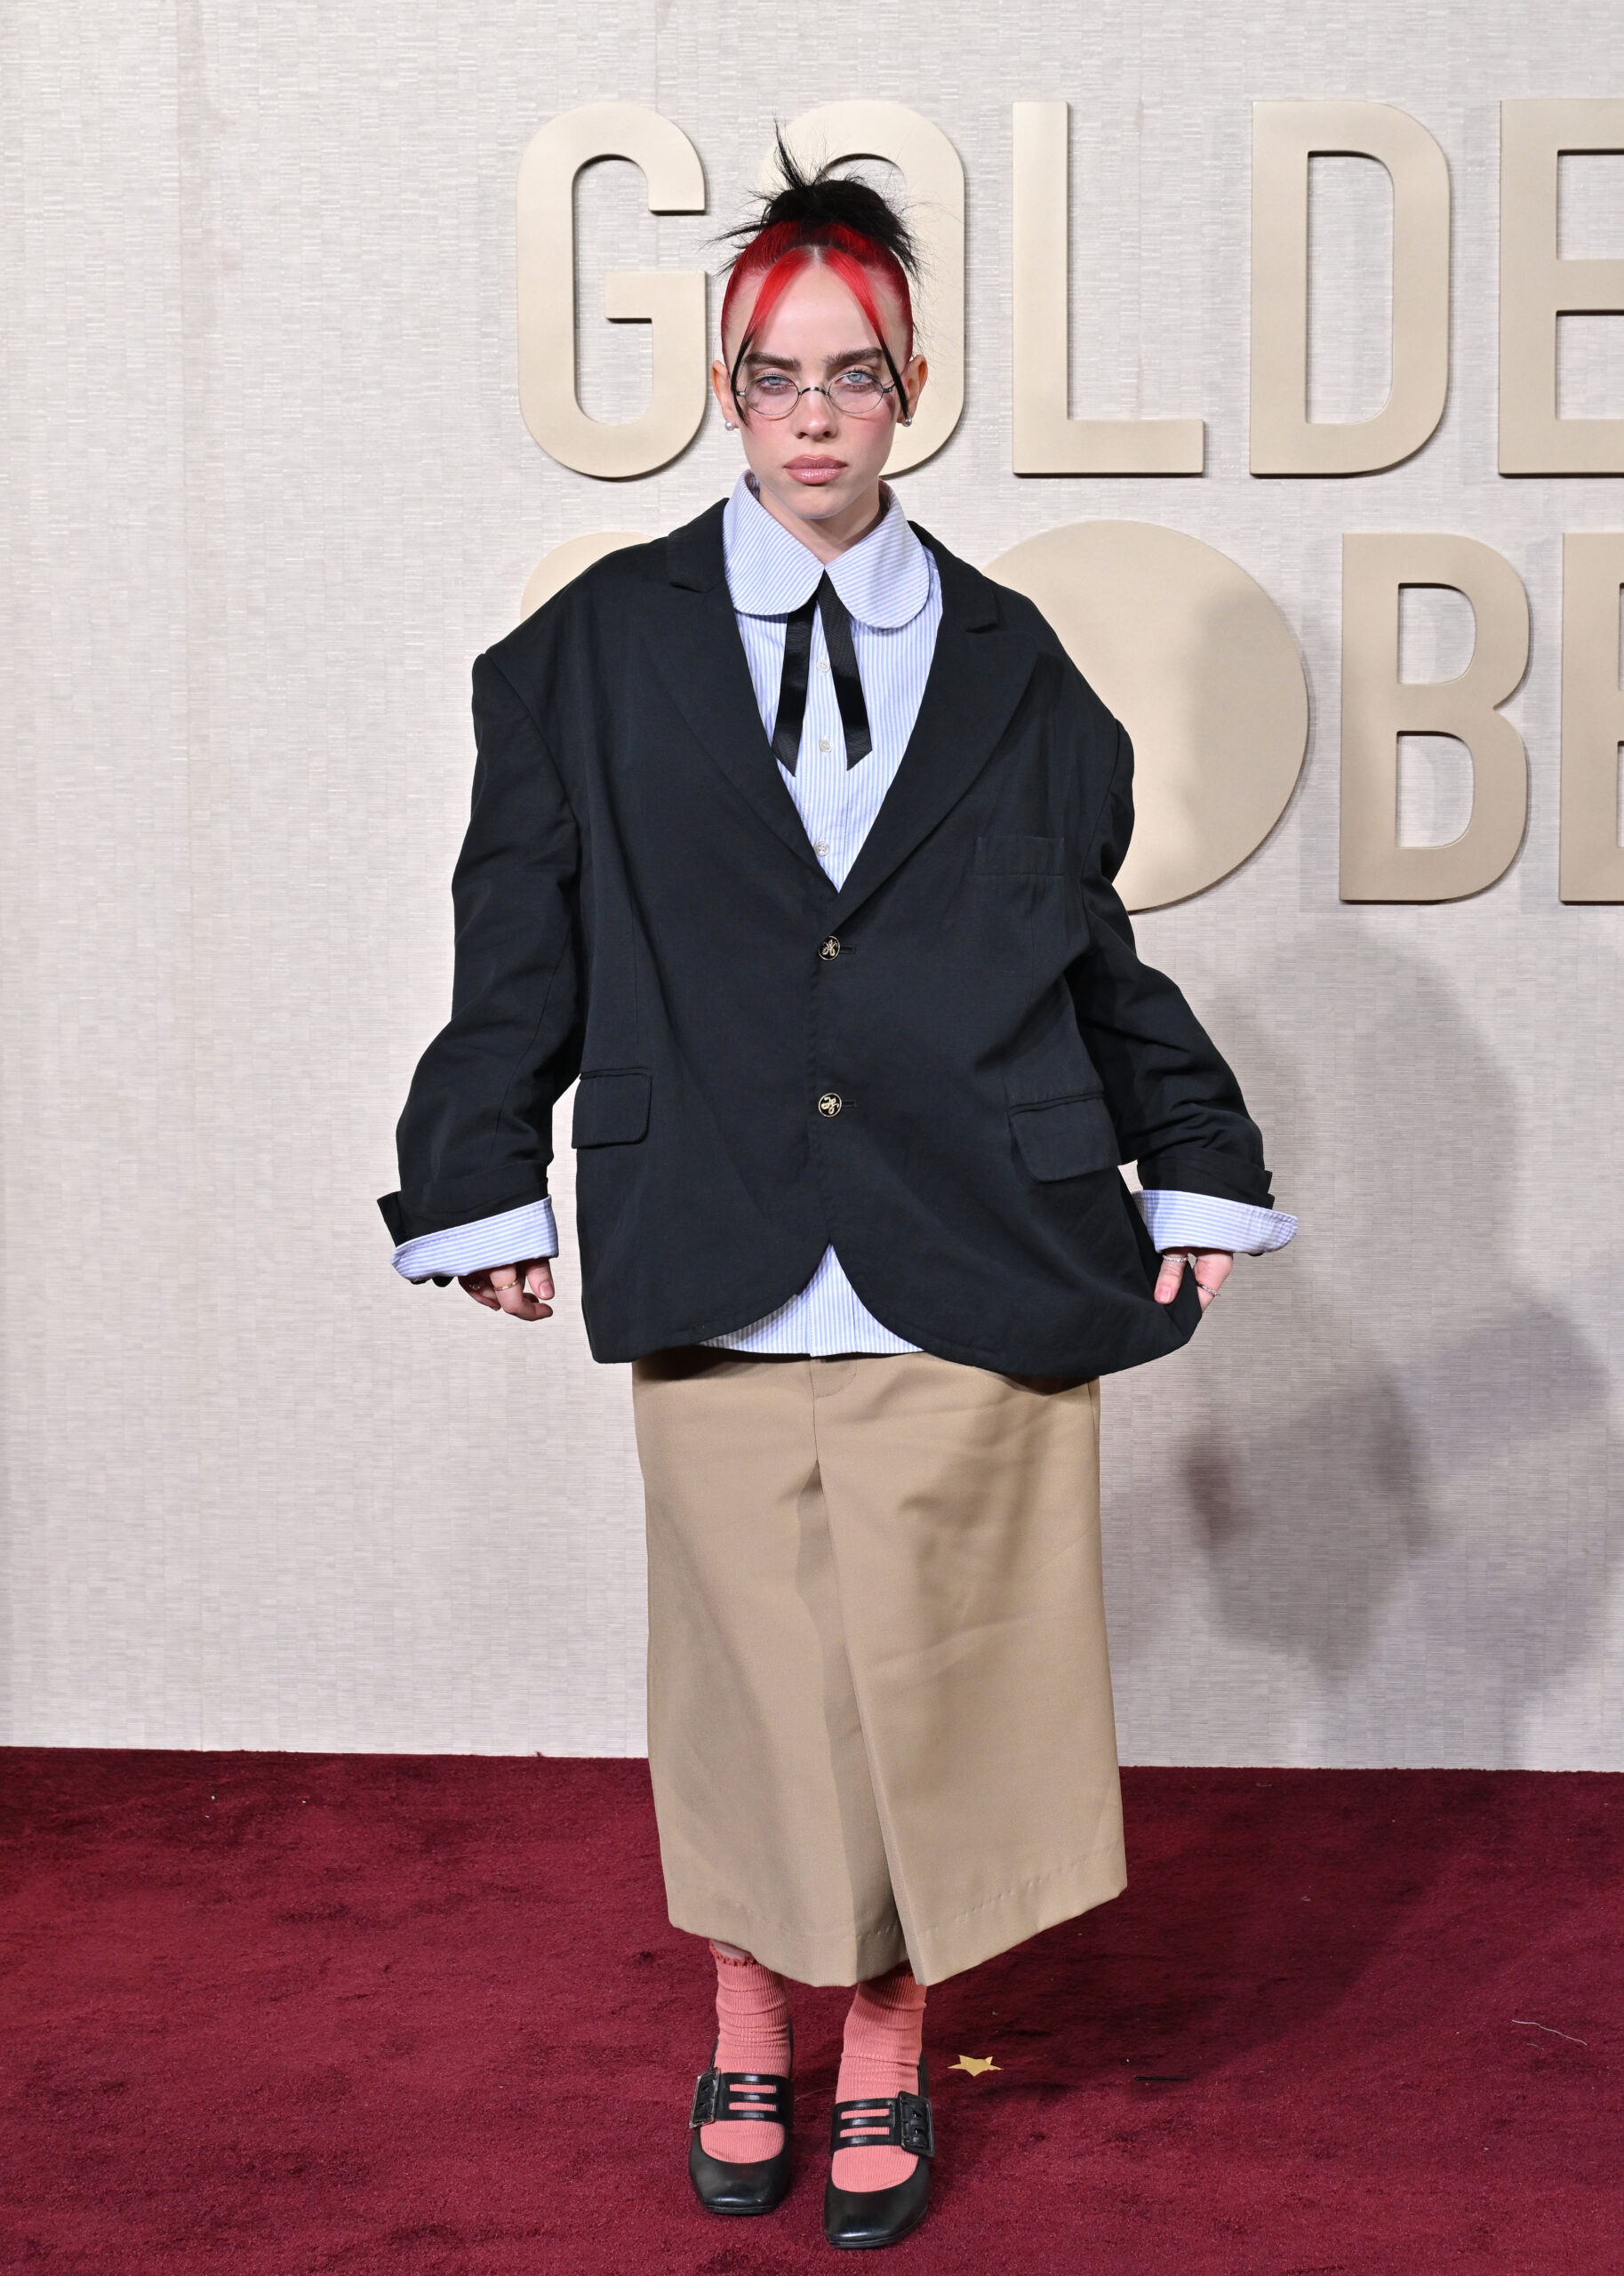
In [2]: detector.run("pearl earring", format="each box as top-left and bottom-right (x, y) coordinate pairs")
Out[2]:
(723, 418), (737, 431)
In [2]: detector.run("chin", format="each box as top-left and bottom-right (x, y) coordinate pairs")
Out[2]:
(777, 481), (854, 517)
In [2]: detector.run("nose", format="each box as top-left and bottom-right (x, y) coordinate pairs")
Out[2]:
(793, 388), (837, 438)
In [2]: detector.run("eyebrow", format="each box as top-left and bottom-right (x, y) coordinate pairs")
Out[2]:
(742, 347), (886, 373)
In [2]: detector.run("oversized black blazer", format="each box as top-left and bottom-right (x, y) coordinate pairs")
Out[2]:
(380, 501), (1277, 1378)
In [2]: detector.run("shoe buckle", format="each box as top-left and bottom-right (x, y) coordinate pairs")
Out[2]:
(830, 2088), (934, 2159)
(690, 2069), (723, 2129)
(692, 2067), (788, 2130)
(897, 2090), (934, 2159)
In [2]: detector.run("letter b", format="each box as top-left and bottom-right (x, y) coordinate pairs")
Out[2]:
(1340, 536), (1530, 902)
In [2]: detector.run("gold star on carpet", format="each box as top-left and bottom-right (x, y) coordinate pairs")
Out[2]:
(950, 2054), (998, 2077)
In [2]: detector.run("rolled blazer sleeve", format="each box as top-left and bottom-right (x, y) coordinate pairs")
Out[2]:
(378, 653), (583, 1247)
(1068, 721), (1276, 1211)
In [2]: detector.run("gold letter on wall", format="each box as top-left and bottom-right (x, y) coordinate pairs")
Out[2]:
(1500, 101), (1624, 476)
(771, 103), (964, 475)
(1252, 102), (1450, 476)
(516, 104), (707, 479)
(1560, 533), (1624, 901)
(520, 532), (648, 621)
(986, 523), (1307, 910)
(1340, 535), (1530, 902)
(1011, 102), (1204, 475)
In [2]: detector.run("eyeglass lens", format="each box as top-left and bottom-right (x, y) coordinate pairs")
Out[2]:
(740, 372), (893, 419)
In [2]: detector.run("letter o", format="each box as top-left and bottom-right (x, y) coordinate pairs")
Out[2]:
(770, 103), (965, 477)
(986, 523), (1308, 910)
(520, 532), (648, 621)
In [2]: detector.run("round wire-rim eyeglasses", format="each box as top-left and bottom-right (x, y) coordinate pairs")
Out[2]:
(730, 341), (915, 428)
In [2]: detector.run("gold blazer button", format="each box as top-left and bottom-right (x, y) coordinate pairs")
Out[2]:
(818, 935), (842, 960)
(817, 1093), (844, 1118)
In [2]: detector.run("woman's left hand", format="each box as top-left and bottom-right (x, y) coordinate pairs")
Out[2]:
(1155, 1247), (1234, 1310)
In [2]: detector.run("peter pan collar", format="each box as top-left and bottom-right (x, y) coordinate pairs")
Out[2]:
(723, 472), (932, 629)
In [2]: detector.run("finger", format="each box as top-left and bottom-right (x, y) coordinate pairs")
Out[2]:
(1191, 1251), (1234, 1309)
(494, 1260), (554, 1318)
(1154, 1251), (1188, 1305)
(472, 1267), (525, 1317)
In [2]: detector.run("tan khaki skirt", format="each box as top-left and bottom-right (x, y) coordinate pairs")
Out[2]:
(630, 1348), (1124, 1988)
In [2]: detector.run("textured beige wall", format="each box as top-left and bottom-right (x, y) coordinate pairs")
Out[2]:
(3, 1), (1620, 1763)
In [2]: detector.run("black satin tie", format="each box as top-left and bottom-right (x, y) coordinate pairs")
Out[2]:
(771, 574), (873, 772)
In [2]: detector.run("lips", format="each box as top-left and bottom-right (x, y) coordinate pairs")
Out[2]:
(785, 456), (846, 485)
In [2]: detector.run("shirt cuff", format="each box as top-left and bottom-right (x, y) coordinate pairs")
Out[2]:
(390, 1197), (559, 1284)
(1135, 1189), (1297, 1256)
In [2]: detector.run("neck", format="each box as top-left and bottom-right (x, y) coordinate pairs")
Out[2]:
(753, 477), (889, 564)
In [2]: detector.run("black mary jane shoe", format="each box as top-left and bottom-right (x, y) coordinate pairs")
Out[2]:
(687, 2027), (795, 2216)
(822, 2056), (934, 2250)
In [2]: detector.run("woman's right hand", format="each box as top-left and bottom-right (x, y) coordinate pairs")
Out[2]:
(457, 1259), (555, 1318)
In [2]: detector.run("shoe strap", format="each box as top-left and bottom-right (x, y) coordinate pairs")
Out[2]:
(829, 2087), (934, 2160)
(690, 2066), (792, 2131)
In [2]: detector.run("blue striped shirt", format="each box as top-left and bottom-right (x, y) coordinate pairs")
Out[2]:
(702, 477), (940, 1353)
(390, 476), (1295, 1314)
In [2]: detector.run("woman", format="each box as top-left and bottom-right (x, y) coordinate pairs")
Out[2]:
(381, 149), (1294, 2251)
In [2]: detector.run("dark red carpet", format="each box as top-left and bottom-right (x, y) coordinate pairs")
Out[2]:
(1, 1754), (1616, 2272)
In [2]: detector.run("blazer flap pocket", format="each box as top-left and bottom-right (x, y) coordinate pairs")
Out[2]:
(976, 832), (1067, 877)
(572, 1070), (651, 1148)
(1011, 1094), (1121, 1182)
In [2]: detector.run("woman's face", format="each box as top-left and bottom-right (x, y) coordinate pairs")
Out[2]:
(710, 259), (927, 539)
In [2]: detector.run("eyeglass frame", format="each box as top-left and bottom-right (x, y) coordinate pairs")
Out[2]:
(728, 333), (916, 429)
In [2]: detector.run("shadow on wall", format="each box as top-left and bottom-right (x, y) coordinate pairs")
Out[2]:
(1114, 926), (1620, 1767)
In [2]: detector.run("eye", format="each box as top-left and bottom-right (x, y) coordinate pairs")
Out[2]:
(835, 369), (883, 396)
(752, 373), (795, 397)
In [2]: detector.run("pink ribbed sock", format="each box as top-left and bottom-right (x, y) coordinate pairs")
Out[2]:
(699, 1943), (792, 2165)
(830, 1963), (927, 2192)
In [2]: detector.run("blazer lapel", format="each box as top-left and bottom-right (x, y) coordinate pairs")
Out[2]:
(830, 533), (1038, 927)
(639, 504), (824, 878)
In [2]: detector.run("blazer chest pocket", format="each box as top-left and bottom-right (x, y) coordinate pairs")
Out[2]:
(976, 832), (1067, 877)
(572, 1070), (651, 1148)
(1010, 1093), (1120, 1182)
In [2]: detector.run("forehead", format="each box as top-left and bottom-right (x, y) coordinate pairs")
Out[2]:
(727, 254), (904, 355)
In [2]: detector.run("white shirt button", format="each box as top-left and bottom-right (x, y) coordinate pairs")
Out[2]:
(818, 737), (831, 752)
(813, 840), (830, 855)
(815, 659), (829, 673)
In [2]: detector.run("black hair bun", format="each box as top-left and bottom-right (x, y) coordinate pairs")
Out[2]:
(729, 131), (919, 276)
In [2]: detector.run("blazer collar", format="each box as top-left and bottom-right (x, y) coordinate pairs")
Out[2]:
(649, 503), (1036, 902)
(665, 499), (729, 593)
(652, 504), (820, 870)
(829, 524), (1036, 925)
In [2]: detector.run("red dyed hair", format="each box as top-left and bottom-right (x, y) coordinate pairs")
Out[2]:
(720, 220), (915, 369)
